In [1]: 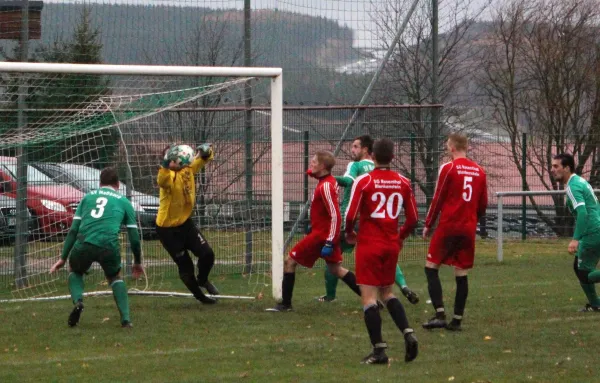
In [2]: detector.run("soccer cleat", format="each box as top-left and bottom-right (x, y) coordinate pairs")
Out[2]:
(265, 303), (293, 312)
(579, 304), (600, 312)
(445, 319), (462, 331)
(195, 291), (217, 304)
(361, 344), (389, 365)
(317, 295), (336, 303)
(202, 281), (220, 296)
(68, 301), (84, 327)
(404, 332), (419, 362)
(422, 316), (447, 330)
(121, 321), (133, 328)
(402, 287), (420, 305)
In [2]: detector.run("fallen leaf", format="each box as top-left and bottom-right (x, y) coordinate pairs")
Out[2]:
(257, 292), (264, 300)
(296, 363), (305, 367)
(484, 336), (492, 341)
(449, 377), (455, 381)
(114, 343), (122, 348)
(239, 372), (249, 378)
(45, 346), (50, 351)
(503, 349), (512, 353)
(102, 317), (110, 323)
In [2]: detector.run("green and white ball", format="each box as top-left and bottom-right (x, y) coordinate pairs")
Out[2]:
(168, 144), (195, 169)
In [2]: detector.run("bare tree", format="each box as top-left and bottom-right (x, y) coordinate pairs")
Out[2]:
(368, 0), (490, 204)
(480, 0), (600, 234)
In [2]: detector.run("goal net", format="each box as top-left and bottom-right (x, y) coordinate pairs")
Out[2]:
(0, 62), (283, 302)
(495, 190), (600, 262)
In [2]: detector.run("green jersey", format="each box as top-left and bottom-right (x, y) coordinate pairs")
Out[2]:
(335, 159), (375, 214)
(62, 187), (140, 262)
(566, 174), (600, 240)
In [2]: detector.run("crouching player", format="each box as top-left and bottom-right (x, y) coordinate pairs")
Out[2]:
(50, 167), (144, 328)
(266, 150), (361, 312)
(345, 138), (419, 364)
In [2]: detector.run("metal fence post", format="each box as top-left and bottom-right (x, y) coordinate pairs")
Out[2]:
(303, 130), (309, 233)
(521, 132), (527, 240)
(497, 194), (503, 262)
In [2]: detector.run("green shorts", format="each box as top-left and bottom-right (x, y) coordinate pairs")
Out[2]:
(577, 234), (600, 272)
(69, 241), (122, 278)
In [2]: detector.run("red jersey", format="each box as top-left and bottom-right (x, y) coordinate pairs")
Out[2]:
(425, 158), (488, 233)
(345, 168), (418, 244)
(310, 174), (341, 242)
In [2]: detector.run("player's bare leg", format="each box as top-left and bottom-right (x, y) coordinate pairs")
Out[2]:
(327, 263), (361, 297)
(423, 261), (447, 329)
(446, 268), (468, 331)
(266, 256), (297, 312)
(380, 287), (418, 362)
(360, 285), (388, 365)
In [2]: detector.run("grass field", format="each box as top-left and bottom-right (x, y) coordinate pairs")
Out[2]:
(0, 239), (597, 382)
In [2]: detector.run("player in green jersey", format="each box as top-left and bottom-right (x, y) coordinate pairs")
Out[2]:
(50, 167), (145, 327)
(318, 135), (419, 304)
(551, 154), (600, 312)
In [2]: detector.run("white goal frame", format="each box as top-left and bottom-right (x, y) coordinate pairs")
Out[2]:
(496, 190), (600, 263)
(0, 62), (284, 301)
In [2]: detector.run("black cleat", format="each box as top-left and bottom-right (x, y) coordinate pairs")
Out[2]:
(422, 316), (447, 330)
(402, 287), (420, 305)
(121, 321), (133, 328)
(361, 345), (389, 365)
(195, 291), (217, 304)
(579, 304), (600, 312)
(404, 332), (419, 362)
(68, 301), (84, 327)
(317, 295), (336, 302)
(445, 319), (462, 331)
(265, 303), (293, 312)
(202, 281), (220, 296)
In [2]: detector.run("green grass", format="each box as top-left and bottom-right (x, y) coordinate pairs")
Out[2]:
(1, 240), (598, 382)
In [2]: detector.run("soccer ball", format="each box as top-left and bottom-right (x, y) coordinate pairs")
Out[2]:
(167, 144), (195, 169)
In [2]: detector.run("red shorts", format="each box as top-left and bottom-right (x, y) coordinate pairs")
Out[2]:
(289, 233), (342, 268)
(355, 242), (400, 287)
(427, 230), (475, 269)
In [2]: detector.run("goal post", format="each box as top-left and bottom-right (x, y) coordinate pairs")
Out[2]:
(0, 62), (284, 302)
(495, 190), (600, 263)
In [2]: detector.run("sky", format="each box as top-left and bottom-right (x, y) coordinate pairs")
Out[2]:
(43, 0), (495, 49)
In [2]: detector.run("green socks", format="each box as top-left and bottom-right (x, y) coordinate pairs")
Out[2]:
(580, 283), (600, 307)
(68, 272), (84, 304)
(588, 270), (600, 284)
(395, 264), (407, 288)
(111, 280), (130, 324)
(324, 268), (339, 299)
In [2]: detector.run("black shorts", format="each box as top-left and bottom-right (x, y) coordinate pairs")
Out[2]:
(156, 218), (210, 259)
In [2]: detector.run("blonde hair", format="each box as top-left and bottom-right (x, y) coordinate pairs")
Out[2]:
(448, 132), (468, 152)
(315, 150), (335, 171)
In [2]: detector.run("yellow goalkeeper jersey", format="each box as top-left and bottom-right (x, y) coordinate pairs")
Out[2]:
(156, 153), (213, 228)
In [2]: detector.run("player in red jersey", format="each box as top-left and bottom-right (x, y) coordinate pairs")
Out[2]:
(266, 150), (361, 312)
(422, 133), (488, 331)
(345, 138), (419, 365)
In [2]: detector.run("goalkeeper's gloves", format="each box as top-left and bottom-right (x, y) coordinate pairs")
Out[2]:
(197, 143), (214, 160)
(161, 144), (177, 168)
(321, 240), (334, 257)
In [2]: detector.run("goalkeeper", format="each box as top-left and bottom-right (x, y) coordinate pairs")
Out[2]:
(319, 135), (419, 305)
(156, 143), (219, 305)
(50, 167), (144, 328)
(551, 153), (600, 312)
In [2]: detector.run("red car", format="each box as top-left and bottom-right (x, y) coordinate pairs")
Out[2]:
(0, 156), (83, 237)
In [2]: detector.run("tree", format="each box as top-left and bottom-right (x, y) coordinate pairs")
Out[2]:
(480, 0), (600, 235)
(368, 0), (490, 205)
(0, 7), (112, 164)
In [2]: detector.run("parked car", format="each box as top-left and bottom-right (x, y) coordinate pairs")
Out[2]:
(0, 157), (84, 237)
(33, 163), (160, 237)
(0, 194), (35, 244)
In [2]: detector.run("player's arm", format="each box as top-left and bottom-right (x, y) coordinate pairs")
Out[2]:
(191, 144), (214, 173)
(424, 163), (452, 230)
(344, 175), (368, 234)
(335, 162), (358, 187)
(477, 172), (488, 219)
(157, 145), (175, 189)
(567, 185), (587, 241)
(123, 200), (142, 265)
(399, 184), (419, 241)
(51, 202), (83, 272)
(321, 182), (340, 241)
